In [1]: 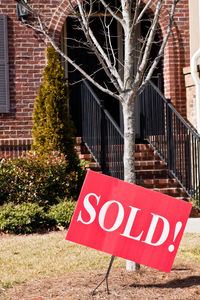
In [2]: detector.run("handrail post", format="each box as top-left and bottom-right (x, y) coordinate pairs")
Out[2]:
(100, 98), (106, 174)
(166, 99), (174, 175)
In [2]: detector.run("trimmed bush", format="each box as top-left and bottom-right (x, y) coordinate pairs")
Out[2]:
(0, 202), (55, 234)
(48, 201), (76, 228)
(32, 47), (78, 166)
(0, 151), (83, 206)
(0, 201), (76, 234)
(31, 46), (85, 192)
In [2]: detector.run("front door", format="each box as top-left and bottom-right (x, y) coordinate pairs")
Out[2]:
(66, 16), (120, 136)
(63, 14), (163, 140)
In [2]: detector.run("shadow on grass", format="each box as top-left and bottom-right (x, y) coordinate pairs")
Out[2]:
(130, 276), (200, 289)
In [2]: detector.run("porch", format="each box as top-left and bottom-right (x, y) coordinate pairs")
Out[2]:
(75, 80), (200, 214)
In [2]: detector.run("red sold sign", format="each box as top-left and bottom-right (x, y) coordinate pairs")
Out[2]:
(66, 170), (192, 273)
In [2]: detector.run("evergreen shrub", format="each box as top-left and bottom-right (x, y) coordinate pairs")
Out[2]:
(32, 45), (85, 194)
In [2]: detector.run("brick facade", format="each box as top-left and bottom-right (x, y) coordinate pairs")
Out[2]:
(183, 65), (200, 129)
(0, 0), (190, 157)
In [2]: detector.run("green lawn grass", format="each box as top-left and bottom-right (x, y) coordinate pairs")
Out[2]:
(0, 231), (124, 292)
(0, 231), (200, 292)
(176, 232), (200, 262)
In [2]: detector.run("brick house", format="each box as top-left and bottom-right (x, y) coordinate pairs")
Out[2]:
(0, 0), (199, 208)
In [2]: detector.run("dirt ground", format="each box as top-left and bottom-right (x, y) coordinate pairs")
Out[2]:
(1, 262), (200, 300)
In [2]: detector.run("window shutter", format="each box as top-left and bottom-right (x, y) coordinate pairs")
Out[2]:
(0, 15), (10, 113)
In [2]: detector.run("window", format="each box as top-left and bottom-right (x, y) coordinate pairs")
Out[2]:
(0, 15), (10, 113)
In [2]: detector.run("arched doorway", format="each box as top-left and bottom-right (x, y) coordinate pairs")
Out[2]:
(61, 11), (163, 139)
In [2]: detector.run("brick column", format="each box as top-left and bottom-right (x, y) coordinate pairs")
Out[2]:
(183, 65), (200, 129)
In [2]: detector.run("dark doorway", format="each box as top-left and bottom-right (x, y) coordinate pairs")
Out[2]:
(67, 16), (120, 136)
(65, 13), (163, 140)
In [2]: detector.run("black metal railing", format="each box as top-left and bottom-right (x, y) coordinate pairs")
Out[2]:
(141, 81), (200, 208)
(81, 80), (200, 208)
(81, 80), (124, 179)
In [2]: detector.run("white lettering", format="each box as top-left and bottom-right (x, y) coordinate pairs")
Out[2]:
(77, 193), (101, 225)
(120, 206), (143, 240)
(143, 213), (170, 246)
(99, 200), (124, 232)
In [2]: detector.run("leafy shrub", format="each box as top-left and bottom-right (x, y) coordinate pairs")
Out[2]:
(0, 201), (76, 234)
(0, 151), (84, 207)
(0, 202), (55, 234)
(48, 201), (76, 227)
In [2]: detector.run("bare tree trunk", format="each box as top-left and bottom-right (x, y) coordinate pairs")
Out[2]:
(122, 98), (136, 184)
(122, 96), (140, 271)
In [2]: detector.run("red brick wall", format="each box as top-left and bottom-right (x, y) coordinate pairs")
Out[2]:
(183, 65), (200, 130)
(0, 0), (190, 156)
(162, 0), (190, 117)
(0, 0), (59, 156)
(139, 0), (190, 116)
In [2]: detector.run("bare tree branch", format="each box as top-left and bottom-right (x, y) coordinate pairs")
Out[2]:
(99, 0), (124, 27)
(121, 0), (136, 91)
(17, 0), (123, 100)
(139, 0), (178, 92)
(133, 0), (163, 90)
(136, 22), (152, 72)
(135, 0), (154, 24)
(75, 4), (122, 92)
(131, 0), (141, 30)
(75, 0), (124, 91)
(121, 0), (132, 27)
(102, 15), (117, 69)
(16, 0), (180, 106)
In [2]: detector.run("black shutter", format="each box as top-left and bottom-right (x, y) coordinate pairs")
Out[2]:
(0, 15), (10, 113)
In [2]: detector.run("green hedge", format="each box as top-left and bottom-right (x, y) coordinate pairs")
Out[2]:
(0, 151), (84, 207)
(0, 203), (54, 234)
(0, 151), (82, 233)
(48, 201), (76, 227)
(0, 201), (76, 234)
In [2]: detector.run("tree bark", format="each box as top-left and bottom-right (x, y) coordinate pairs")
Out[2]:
(122, 96), (140, 271)
(122, 98), (136, 184)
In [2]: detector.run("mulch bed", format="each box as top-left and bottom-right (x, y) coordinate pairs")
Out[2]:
(1, 263), (200, 299)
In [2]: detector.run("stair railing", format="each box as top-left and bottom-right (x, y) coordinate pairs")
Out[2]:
(141, 81), (200, 208)
(81, 80), (200, 209)
(81, 80), (124, 180)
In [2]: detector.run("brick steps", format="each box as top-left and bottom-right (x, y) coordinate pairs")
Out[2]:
(134, 143), (189, 199)
(135, 160), (167, 170)
(76, 138), (100, 172)
(153, 187), (186, 197)
(79, 153), (94, 160)
(76, 137), (190, 201)
(135, 169), (169, 179)
(136, 178), (178, 189)
(84, 162), (101, 171)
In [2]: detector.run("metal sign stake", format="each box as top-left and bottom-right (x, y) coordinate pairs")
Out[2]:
(92, 255), (115, 295)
